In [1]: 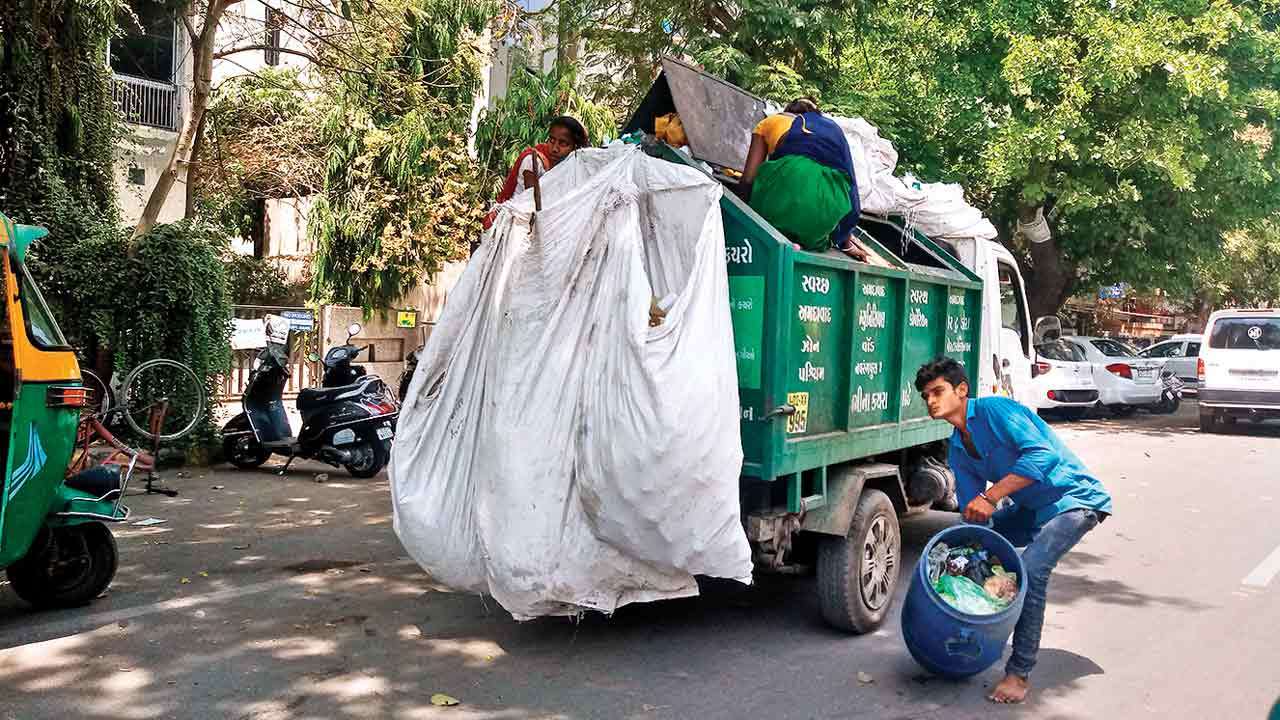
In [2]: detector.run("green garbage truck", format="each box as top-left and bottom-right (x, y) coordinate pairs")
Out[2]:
(624, 58), (1048, 633)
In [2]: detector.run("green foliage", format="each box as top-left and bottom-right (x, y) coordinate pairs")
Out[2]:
(195, 68), (323, 240)
(30, 220), (234, 445)
(224, 254), (302, 306)
(1192, 221), (1280, 310)
(0, 0), (122, 257)
(474, 66), (614, 184)
(111, 222), (234, 444)
(308, 0), (495, 313)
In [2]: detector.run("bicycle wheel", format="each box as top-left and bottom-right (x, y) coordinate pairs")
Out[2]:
(79, 369), (113, 418)
(121, 359), (205, 442)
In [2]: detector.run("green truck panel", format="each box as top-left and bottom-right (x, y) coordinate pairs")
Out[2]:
(657, 146), (983, 508)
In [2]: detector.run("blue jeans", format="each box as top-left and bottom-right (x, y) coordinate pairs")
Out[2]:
(992, 507), (1101, 678)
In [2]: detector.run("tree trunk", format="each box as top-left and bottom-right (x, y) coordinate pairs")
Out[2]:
(555, 0), (579, 70)
(184, 107), (209, 219)
(1018, 204), (1075, 320)
(133, 0), (234, 241)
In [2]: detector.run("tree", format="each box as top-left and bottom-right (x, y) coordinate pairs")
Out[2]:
(825, 0), (1280, 318)
(1190, 221), (1280, 322)
(305, 0), (496, 312)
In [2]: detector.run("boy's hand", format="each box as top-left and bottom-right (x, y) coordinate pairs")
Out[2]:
(963, 495), (996, 523)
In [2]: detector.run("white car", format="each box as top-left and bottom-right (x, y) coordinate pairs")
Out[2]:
(1138, 333), (1203, 394)
(1065, 336), (1165, 415)
(1028, 339), (1098, 419)
(1198, 309), (1280, 432)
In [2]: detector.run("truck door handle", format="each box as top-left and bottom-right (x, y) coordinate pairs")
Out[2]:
(765, 404), (796, 419)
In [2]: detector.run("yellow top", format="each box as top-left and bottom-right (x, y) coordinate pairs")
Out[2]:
(753, 113), (798, 154)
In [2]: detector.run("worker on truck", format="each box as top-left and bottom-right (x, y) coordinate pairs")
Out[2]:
(741, 98), (867, 260)
(483, 115), (590, 229)
(915, 357), (1113, 704)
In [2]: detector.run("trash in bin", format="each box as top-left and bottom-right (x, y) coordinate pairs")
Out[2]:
(929, 541), (1019, 615)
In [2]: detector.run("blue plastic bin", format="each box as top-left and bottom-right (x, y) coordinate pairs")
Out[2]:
(901, 524), (1028, 679)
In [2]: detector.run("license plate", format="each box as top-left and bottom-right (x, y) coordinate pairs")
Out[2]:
(376, 426), (393, 440)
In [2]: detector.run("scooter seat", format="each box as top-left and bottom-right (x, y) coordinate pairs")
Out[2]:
(297, 382), (365, 411)
(65, 465), (123, 498)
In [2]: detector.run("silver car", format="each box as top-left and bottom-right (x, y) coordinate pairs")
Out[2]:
(1138, 333), (1202, 394)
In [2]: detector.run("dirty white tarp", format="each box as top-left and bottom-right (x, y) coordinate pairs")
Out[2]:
(833, 116), (998, 241)
(391, 146), (753, 620)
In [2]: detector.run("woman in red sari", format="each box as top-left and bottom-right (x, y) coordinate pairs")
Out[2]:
(485, 116), (589, 228)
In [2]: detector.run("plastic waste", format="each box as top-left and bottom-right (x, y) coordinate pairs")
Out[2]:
(934, 574), (1009, 615)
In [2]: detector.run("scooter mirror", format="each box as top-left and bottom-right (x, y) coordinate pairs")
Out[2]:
(347, 322), (362, 338)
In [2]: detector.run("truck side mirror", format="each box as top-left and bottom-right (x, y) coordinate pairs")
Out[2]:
(1033, 316), (1062, 344)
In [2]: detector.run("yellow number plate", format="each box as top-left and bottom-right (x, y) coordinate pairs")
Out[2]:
(786, 391), (809, 434)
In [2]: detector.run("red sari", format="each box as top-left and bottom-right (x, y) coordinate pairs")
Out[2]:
(484, 144), (552, 229)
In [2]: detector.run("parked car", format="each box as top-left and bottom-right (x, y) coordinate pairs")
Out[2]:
(1065, 336), (1165, 415)
(1029, 339), (1099, 419)
(1138, 333), (1203, 394)
(1197, 309), (1280, 432)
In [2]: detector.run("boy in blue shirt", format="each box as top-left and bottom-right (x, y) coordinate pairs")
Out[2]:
(915, 357), (1112, 704)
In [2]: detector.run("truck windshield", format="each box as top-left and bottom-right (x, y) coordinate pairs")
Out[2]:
(1209, 318), (1280, 350)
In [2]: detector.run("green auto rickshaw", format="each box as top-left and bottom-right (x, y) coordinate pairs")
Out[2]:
(0, 212), (128, 608)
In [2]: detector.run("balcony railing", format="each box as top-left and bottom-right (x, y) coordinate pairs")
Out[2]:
(112, 74), (181, 131)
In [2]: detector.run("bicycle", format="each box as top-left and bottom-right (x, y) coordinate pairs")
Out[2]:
(77, 359), (204, 496)
(79, 359), (205, 443)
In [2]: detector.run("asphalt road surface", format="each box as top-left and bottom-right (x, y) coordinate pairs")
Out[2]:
(2, 402), (1278, 719)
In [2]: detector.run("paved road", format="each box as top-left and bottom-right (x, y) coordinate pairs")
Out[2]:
(1, 403), (1278, 719)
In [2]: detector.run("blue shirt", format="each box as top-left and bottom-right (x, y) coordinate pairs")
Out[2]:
(949, 397), (1113, 531)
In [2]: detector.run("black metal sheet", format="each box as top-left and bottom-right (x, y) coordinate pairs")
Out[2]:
(622, 57), (772, 172)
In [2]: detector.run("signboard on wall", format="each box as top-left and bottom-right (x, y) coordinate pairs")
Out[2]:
(396, 310), (418, 328)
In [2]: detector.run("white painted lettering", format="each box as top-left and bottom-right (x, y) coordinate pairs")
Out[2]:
(862, 283), (886, 298)
(858, 304), (887, 330)
(851, 387), (890, 414)
(909, 307), (929, 328)
(861, 337), (876, 353)
(802, 335), (821, 353)
(801, 274), (831, 295)
(798, 362), (827, 383)
(855, 361), (883, 380)
(726, 242), (754, 265)
(798, 305), (833, 324)
(910, 288), (931, 305)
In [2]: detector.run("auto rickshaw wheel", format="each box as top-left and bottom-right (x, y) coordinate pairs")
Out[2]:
(223, 434), (270, 469)
(7, 523), (118, 609)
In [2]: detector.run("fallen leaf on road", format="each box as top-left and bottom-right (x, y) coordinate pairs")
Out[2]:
(430, 694), (459, 707)
(857, 672), (874, 684)
(198, 571), (209, 577)
(233, 544), (250, 550)
(211, 485), (226, 490)
(180, 578), (191, 584)
(118, 667), (134, 672)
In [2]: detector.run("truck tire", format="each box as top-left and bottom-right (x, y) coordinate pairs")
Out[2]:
(817, 489), (901, 633)
(1199, 408), (1217, 433)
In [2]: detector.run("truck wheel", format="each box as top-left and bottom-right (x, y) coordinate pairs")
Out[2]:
(6, 523), (118, 609)
(817, 489), (900, 633)
(1199, 409), (1218, 433)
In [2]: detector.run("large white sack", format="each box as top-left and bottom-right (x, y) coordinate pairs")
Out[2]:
(391, 146), (753, 620)
(832, 116), (998, 240)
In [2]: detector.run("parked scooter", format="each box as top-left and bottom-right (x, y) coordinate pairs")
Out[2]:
(1151, 368), (1184, 414)
(222, 323), (398, 478)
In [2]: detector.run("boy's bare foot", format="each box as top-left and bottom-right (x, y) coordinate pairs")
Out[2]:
(988, 673), (1029, 704)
